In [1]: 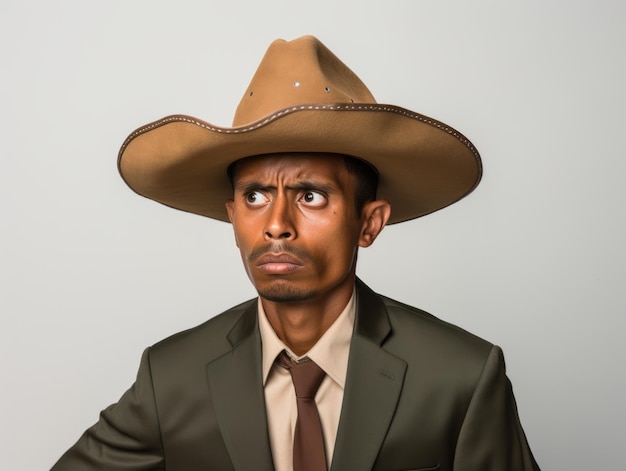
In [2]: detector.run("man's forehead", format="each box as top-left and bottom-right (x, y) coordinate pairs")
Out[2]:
(231, 152), (349, 181)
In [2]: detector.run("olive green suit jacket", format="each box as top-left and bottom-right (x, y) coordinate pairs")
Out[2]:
(52, 280), (539, 470)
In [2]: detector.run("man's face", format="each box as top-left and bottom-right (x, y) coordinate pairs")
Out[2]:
(226, 153), (371, 304)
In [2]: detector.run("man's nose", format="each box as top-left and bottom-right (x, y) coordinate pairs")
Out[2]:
(264, 195), (295, 240)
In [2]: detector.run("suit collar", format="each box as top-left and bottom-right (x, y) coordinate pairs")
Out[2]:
(353, 277), (393, 344)
(226, 299), (258, 346)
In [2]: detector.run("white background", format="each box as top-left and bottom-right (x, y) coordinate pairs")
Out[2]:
(2, 1), (625, 469)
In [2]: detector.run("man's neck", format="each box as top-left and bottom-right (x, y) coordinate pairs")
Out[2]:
(260, 279), (355, 356)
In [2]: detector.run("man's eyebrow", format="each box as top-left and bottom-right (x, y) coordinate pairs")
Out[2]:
(287, 181), (337, 194)
(234, 179), (339, 194)
(234, 180), (268, 193)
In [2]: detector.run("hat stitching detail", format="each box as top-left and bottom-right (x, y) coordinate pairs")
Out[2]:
(119, 104), (479, 160)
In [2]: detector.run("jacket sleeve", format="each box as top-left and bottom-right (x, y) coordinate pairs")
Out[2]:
(453, 346), (541, 471)
(51, 348), (164, 470)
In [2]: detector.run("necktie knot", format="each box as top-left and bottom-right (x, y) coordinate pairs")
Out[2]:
(276, 351), (325, 399)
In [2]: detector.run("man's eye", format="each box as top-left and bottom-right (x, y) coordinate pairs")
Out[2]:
(245, 191), (267, 205)
(300, 191), (326, 206)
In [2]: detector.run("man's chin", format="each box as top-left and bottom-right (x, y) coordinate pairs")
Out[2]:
(255, 282), (316, 303)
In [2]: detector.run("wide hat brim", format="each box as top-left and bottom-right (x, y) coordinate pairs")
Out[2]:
(118, 102), (481, 224)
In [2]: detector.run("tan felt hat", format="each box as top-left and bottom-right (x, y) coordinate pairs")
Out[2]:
(118, 35), (482, 224)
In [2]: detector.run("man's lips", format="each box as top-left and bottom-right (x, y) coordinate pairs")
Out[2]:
(255, 253), (303, 274)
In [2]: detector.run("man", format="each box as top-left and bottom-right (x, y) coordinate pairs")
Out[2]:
(53, 36), (540, 470)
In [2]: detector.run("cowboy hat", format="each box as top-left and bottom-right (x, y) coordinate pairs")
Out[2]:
(118, 35), (481, 224)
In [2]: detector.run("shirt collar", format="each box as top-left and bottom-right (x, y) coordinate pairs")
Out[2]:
(258, 290), (356, 388)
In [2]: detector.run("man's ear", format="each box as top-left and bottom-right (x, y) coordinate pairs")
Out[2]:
(225, 200), (234, 222)
(358, 200), (391, 248)
(225, 200), (240, 248)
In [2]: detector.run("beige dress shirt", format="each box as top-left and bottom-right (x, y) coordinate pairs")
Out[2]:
(258, 293), (355, 471)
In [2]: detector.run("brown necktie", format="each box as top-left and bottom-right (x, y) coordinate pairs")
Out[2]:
(276, 351), (328, 471)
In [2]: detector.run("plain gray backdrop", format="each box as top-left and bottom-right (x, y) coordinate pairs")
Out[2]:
(2, 1), (624, 469)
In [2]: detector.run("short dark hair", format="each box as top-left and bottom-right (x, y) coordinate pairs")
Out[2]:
(339, 154), (378, 213)
(226, 153), (378, 213)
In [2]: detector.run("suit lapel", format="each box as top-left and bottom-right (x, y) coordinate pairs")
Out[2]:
(206, 302), (275, 471)
(331, 280), (407, 471)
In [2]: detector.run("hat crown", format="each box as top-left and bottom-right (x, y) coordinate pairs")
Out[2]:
(233, 36), (376, 126)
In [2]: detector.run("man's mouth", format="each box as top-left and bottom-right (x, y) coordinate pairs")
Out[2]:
(255, 253), (304, 274)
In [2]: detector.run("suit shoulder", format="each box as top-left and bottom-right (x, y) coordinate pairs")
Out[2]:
(148, 298), (256, 363)
(378, 293), (494, 360)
